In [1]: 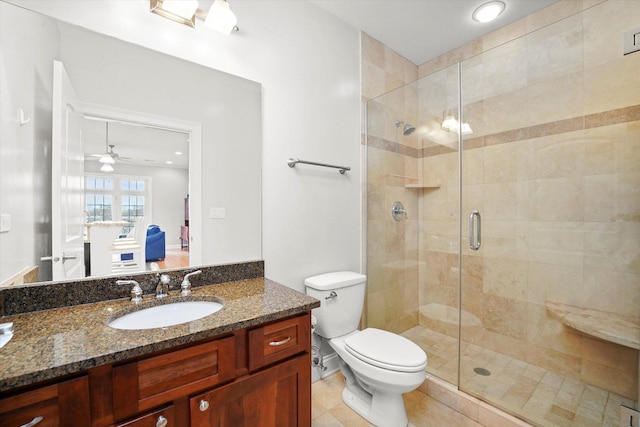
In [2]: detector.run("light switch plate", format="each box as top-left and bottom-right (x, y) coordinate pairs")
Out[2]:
(0, 214), (10, 233)
(209, 207), (226, 219)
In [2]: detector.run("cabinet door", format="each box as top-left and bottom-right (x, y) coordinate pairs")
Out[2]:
(0, 376), (90, 427)
(190, 354), (310, 427)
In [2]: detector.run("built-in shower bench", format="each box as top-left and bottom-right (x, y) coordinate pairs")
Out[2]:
(546, 301), (640, 350)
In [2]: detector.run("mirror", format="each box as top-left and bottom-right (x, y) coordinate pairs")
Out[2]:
(0, 1), (262, 286)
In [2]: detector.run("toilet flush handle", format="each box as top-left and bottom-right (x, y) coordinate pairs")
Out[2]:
(325, 291), (337, 300)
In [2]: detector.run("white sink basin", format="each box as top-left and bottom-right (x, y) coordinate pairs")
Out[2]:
(108, 301), (224, 330)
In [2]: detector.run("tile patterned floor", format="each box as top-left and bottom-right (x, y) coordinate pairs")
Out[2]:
(401, 325), (636, 427)
(311, 371), (489, 426)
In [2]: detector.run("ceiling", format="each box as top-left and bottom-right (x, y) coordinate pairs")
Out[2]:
(83, 118), (190, 170)
(310, 0), (559, 65)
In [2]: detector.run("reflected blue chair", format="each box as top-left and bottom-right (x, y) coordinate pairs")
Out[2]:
(145, 225), (166, 262)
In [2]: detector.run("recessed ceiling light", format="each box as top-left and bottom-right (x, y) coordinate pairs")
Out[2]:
(472, 1), (506, 23)
(166, 160), (173, 164)
(175, 151), (183, 155)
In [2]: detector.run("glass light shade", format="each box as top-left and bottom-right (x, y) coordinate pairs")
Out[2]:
(472, 1), (505, 23)
(100, 163), (114, 172)
(99, 153), (115, 164)
(161, 0), (198, 19)
(441, 116), (459, 132)
(204, 0), (238, 35)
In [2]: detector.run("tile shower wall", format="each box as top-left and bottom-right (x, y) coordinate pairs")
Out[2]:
(362, 32), (421, 333)
(417, 0), (639, 402)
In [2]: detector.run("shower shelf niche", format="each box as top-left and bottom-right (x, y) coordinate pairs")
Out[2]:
(388, 174), (441, 189)
(546, 301), (640, 350)
(405, 183), (441, 189)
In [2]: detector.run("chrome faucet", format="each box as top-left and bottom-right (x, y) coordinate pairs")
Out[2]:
(181, 270), (202, 296)
(156, 274), (171, 299)
(116, 280), (143, 304)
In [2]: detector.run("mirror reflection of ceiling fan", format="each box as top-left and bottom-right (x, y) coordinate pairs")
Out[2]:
(90, 122), (131, 172)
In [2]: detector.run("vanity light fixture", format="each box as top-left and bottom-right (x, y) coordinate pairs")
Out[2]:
(203, 0), (238, 35)
(440, 113), (473, 135)
(150, 0), (199, 27)
(150, 0), (239, 35)
(472, 1), (506, 23)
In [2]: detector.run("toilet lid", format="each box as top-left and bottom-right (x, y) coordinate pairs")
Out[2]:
(344, 328), (427, 373)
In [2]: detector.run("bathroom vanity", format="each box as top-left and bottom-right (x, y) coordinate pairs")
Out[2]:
(0, 268), (319, 426)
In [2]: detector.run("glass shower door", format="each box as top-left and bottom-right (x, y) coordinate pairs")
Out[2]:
(458, 3), (640, 425)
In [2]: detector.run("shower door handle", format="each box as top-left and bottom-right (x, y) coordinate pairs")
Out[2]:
(469, 210), (481, 251)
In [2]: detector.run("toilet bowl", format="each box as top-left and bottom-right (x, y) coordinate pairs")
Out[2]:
(305, 272), (427, 427)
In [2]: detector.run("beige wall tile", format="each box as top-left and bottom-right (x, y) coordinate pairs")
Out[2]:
(583, 0), (640, 69)
(526, 0), (584, 34)
(582, 267), (640, 316)
(584, 174), (616, 221)
(528, 221), (584, 267)
(529, 176), (584, 221)
(483, 258), (528, 301)
(482, 18), (528, 53)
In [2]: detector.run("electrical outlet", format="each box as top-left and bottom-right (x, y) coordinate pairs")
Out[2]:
(0, 214), (10, 233)
(621, 405), (640, 427)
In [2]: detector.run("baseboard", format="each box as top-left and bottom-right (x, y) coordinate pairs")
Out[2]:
(311, 352), (340, 383)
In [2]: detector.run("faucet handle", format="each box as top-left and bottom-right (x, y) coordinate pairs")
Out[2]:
(116, 280), (143, 304)
(181, 270), (202, 296)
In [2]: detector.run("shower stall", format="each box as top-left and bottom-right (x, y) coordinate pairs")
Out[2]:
(365, 2), (639, 425)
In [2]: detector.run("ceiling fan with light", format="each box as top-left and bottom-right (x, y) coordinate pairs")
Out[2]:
(90, 122), (131, 172)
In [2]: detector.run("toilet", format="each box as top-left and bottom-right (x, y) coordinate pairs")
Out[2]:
(305, 271), (427, 427)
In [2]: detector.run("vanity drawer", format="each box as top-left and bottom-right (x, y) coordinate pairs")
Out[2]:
(112, 336), (235, 421)
(248, 313), (310, 371)
(0, 376), (90, 427)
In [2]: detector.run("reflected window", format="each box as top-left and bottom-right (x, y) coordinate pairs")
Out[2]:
(85, 175), (150, 232)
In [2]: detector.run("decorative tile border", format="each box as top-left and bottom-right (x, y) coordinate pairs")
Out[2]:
(366, 104), (640, 158)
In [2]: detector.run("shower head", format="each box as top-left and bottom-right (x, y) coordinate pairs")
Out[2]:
(395, 119), (416, 136)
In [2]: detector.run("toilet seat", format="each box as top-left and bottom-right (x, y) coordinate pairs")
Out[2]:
(344, 328), (427, 373)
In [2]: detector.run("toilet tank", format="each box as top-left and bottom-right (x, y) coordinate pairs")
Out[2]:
(304, 271), (366, 339)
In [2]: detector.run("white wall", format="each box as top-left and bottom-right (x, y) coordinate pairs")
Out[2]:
(0, 3), (59, 283)
(5, 0), (362, 292)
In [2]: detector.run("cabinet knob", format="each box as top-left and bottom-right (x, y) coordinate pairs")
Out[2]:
(156, 415), (168, 427)
(199, 399), (210, 412)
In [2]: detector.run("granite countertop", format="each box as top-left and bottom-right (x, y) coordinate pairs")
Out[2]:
(0, 278), (320, 393)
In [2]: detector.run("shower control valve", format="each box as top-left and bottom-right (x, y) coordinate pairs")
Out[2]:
(392, 201), (407, 220)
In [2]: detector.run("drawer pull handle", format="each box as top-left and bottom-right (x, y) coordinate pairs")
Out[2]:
(199, 399), (210, 412)
(269, 336), (291, 346)
(21, 417), (43, 427)
(156, 415), (168, 427)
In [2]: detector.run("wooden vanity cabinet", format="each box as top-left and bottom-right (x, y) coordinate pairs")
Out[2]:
(107, 311), (310, 426)
(0, 312), (311, 427)
(0, 376), (90, 427)
(192, 314), (312, 426)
